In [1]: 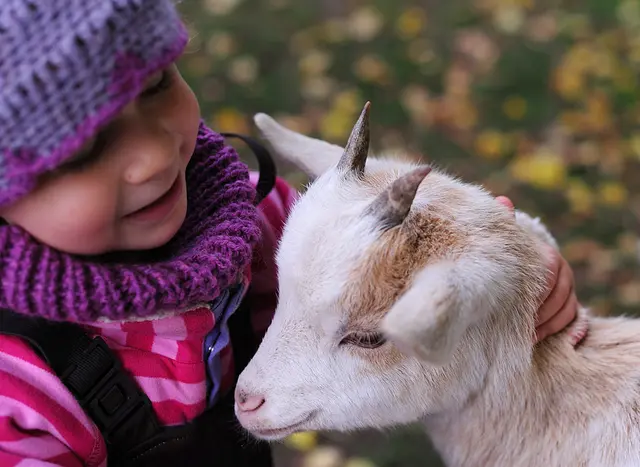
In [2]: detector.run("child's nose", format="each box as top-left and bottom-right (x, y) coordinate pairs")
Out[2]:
(125, 146), (176, 185)
(235, 387), (266, 413)
(123, 125), (179, 185)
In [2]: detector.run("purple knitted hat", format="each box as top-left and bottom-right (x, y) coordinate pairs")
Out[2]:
(0, 0), (188, 207)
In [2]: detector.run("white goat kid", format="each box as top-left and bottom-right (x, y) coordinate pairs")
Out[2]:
(234, 103), (640, 467)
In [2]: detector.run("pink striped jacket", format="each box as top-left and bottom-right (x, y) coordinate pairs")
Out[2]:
(0, 175), (297, 466)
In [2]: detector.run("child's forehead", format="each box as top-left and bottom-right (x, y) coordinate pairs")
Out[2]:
(0, 0), (186, 208)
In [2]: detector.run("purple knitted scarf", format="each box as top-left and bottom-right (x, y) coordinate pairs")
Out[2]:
(0, 123), (261, 323)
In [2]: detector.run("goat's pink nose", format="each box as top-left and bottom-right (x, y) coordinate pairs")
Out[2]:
(235, 388), (266, 412)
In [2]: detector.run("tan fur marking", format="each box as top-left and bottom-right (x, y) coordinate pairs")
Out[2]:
(340, 210), (460, 369)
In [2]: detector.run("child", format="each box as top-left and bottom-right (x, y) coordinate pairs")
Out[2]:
(0, 1), (578, 466)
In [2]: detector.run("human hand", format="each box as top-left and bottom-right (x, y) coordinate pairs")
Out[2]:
(495, 196), (579, 343)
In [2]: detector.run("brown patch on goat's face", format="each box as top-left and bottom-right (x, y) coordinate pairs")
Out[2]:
(341, 210), (461, 369)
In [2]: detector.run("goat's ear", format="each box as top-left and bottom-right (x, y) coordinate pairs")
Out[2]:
(381, 261), (476, 365)
(253, 113), (344, 178)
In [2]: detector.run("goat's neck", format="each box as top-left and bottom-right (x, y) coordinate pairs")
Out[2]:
(421, 308), (640, 466)
(421, 307), (588, 465)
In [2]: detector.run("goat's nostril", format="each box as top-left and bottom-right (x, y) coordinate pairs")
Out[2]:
(235, 389), (266, 412)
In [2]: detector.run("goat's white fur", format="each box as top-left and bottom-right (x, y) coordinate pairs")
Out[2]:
(236, 112), (640, 467)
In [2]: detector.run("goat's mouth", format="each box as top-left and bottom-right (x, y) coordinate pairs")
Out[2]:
(248, 411), (317, 440)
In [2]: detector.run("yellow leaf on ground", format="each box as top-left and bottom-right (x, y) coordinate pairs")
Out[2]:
(553, 65), (585, 101)
(493, 6), (525, 34)
(617, 282), (640, 307)
(348, 6), (384, 42)
(285, 431), (319, 452)
(298, 49), (333, 76)
(617, 232), (639, 256)
(211, 108), (248, 134)
(584, 91), (613, 132)
(565, 178), (593, 215)
(203, 0), (242, 16)
(322, 19), (348, 43)
(353, 55), (390, 84)
(396, 7), (427, 39)
(344, 458), (378, 467)
(475, 130), (507, 160)
(407, 39), (435, 65)
(629, 134), (640, 159)
(444, 97), (478, 130)
(503, 96), (527, 120)
(612, 65), (636, 92)
(598, 181), (628, 207)
(509, 149), (567, 190)
(301, 446), (343, 467)
(320, 109), (356, 141)
(228, 55), (259, 85)
(630, 36), (640, 64)
(334, 89), (362, 114)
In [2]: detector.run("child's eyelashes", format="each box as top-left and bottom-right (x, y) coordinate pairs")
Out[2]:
(58, 131), (109, 172)
(141, 68), (174, 98)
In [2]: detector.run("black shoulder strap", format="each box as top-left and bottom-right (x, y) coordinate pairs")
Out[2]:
(0, 310), (160, 454)
(221, 132), (277, 206)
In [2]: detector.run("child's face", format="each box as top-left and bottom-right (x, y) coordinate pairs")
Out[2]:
(0, 64), (200, 255)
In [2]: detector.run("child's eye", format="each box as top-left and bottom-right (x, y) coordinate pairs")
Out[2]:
(141, 68), (174, 98)
(57, 131), (109, 173)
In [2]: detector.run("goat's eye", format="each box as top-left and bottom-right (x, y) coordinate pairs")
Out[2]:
(340, 332), (387, 349)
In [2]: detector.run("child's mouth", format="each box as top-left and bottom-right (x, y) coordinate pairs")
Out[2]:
(125, 174), (183, 223)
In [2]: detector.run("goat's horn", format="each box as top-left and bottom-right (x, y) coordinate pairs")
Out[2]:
(367, 166), (432, 228)
(336, 101), (371, 176)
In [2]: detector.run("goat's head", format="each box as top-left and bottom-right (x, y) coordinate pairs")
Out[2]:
(235, 103), (549, 440)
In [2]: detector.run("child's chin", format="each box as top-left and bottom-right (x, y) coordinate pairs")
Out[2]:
(131, 202), (188, 251)
(148, 213), (187, 248)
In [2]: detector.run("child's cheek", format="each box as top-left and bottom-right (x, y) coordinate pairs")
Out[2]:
(4, 177), (121, 255)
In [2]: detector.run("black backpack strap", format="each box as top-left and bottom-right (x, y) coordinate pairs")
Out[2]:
(227, 286), (260, 376)
(221, 132), (277, 206)
(0, 310), (160, 455)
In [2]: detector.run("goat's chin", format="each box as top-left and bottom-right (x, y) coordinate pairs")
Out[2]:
(245, 427), (298, 442)
(237, 410), (319, 441)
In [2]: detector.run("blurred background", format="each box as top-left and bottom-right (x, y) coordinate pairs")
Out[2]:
(176, 0), (640, 465)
